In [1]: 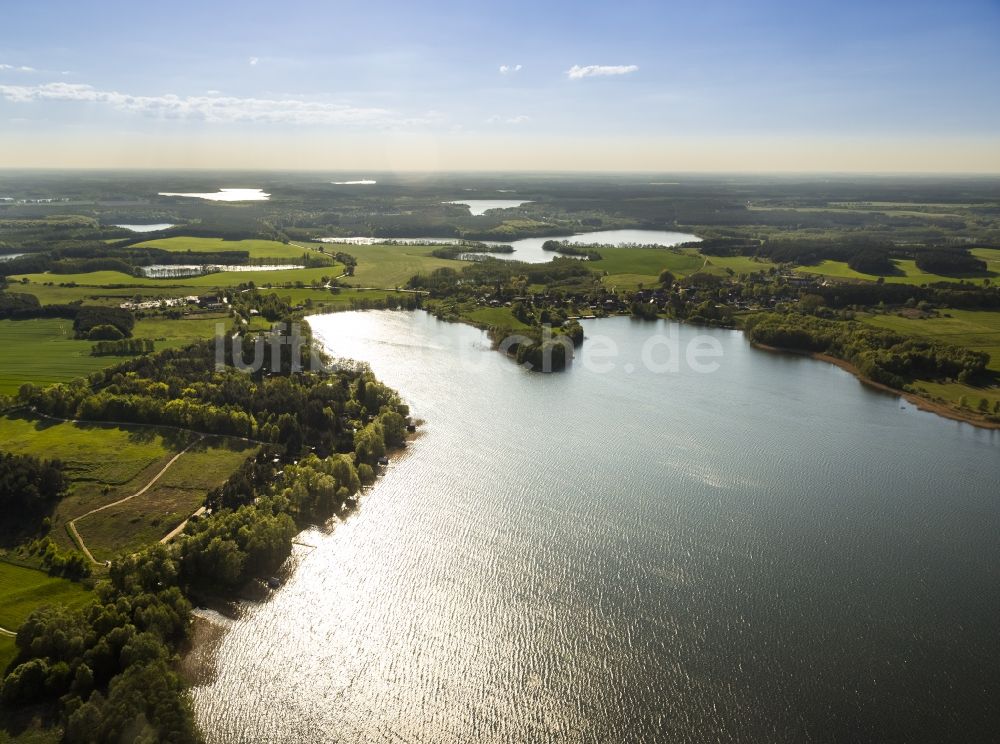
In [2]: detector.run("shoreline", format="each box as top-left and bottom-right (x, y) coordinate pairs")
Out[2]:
(751, 342), (1000, 431)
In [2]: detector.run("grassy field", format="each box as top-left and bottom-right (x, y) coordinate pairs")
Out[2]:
(5, 283), (193, 307)
(861, 309), (1000, 410)
(795, 259), (995, 286)
(0, 414), (259, 558)
(133, 236), (321, 262)
(0, 562), (93, 631)
(344, 244), (463, 288)
(0, 314), (237, 396)
(0, 319), (130, 396)
(591, 247), (706, 290)
(77, 437), (258, 562)
(862, 310), (1000, 373)
(10, 265), (343, 290)
(0, 414), (194, 551)
(462, 306), (532, 329)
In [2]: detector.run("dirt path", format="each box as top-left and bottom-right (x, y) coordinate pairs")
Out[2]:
(69, 436), (205, 565)
(160, 506), (207, 544)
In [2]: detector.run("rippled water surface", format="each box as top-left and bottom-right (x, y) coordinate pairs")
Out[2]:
(193, 311), (1000, 743)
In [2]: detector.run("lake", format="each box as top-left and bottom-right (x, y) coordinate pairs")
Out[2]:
(320, 229), (700, 263)
(113, 223), (177, 232)
(192, 311), (1000, 743)
(158, 188), (270, 202)
(139, 263), (303, 278)
(495, 228), (702, 263)
(444, 199), (532, 215)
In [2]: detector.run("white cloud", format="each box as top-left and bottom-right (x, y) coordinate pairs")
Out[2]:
(0, 64), (35, 72)
(249, 57), (259, 66)
(499, 64), (522, 74)
(0, 82), (427, 127)
(566, 64), (638, 80)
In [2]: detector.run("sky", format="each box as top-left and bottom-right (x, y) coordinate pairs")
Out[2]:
(0, 0), (998, 172)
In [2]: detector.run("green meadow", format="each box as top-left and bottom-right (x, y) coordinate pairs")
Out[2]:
(0, 314), (244, 396)
(795, 258), (995, 286)
(76, 437), (259, 562)
(10, 265), (344, 290)
(0, 561), (93, 632)
(861, 309), (1000, 410)
(344, 244), (464, 288)
(133, 236), (320, 262)
(862, 310), (1000, 373)
(0, 414), (259, 559)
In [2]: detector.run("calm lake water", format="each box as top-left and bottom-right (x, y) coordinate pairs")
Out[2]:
(192, 311), (1000, 743)
(113, 223), (177, 232)
(497, 229), (701, 263)
(139, 264), (304, 278)
(444, 199), (532, 215)
(158, 188), (270, 202)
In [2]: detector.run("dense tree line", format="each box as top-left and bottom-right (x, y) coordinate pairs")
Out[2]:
(914, 250), (987, 276)
(73, 307), (135, 339)
(744, 312), (990, 388)
(0, 451), (67, 528)
(91, 338), (155, 356)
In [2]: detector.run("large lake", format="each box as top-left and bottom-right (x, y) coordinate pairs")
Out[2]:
(496, 229), (701, 263)
(192, 311), (1000, 743)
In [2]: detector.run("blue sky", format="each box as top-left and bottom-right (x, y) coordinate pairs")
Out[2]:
(0, 0), (998, 170)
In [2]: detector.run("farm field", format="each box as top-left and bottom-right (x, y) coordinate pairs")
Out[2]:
(0, 414), (259, 559)
(0, 562), (93, 633)
(76, 436), (258, 562)
(0, 314), (238, 396)
(10, 264), (344, 290)
(861, 309), (1000, 410)
(342, 244), (463, 288)
(862, 310), (1000, 373)
(795, 258), (995, 285)
(133, 236), (322, 262)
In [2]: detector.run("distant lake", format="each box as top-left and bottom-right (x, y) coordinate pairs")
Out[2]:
(113, 223), (177, 232)
(332, 180), (376, 185)
(193, 311), (1000, 743)
(495, 228), (702, 263)
(318, 229), (700, 263)
(158, 188), (270, 202)
(319, 237), (461, 246)
(0, 253), (24, 262)
(444, 199), (533, 215)
(139, 263), (303, 278)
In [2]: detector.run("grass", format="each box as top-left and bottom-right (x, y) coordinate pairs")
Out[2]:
(0, 561), (92, 631)
(344, 244), (463, 288)
(462, 306), (532, 329)
(795, 259), (994, 286)
(10, 265), (344, 290)
(133, 236), (322, 262)
(591, 247), (706, 290)
(0, 413), (195, 552)
(860, 309), (1000, 410)
(4, 283), (192, 307)
(0, 314), (236, 396)
(862, 310), (1000, 373)
(0, 415), (258, 559)
(77, 437), (258, 562)
(0, 319), (131, 396)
